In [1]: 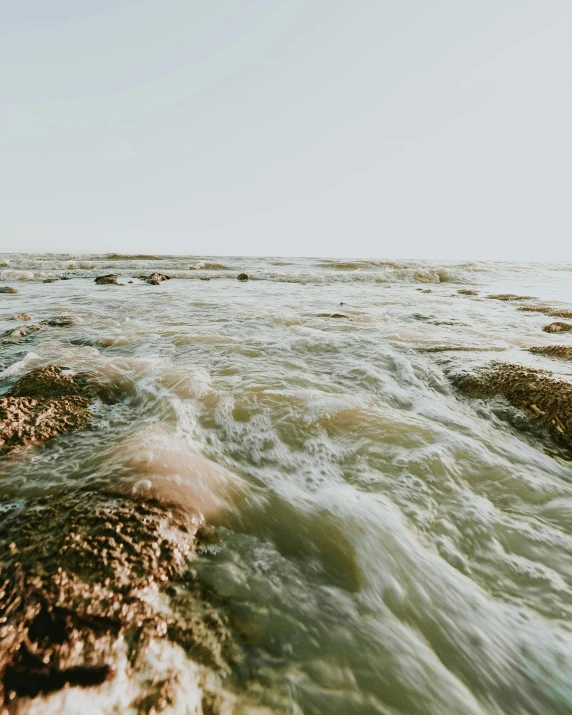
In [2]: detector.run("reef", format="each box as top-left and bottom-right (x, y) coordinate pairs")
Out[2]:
(451, 362), (572, 449)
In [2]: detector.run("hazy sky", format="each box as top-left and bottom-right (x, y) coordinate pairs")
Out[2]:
(2, 1), (571, 258)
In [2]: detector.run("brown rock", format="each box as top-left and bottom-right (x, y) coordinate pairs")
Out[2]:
(530, 346), (572, 360)
(457, 289), (478, 296)
(0, 286), (18, 294)
(451, 362), (572, 450)
(140, 272), (170, 285)
(542, 322), (572, 333)
(519, 305), (572, 319)
(10, 314), (31, 321)
(94, 274), (119, 285)
(1, 325), (43, 342)
(487, 294), (536, 301)
(41, 315), (76, 327)
(236, 273), (249, 282)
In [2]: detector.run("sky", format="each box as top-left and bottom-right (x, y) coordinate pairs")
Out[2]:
(1, 0), (571, 259)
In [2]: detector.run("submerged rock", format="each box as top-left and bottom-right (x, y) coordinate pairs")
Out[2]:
(236, 273), (249, 282)
(43, 278), (58, 283)
(486, 293), (536, 301)
(457, 289), (478, 296)
(0, 286), (18, 294)
(140, 272), (170, 285)
(542, 322), (572, 333)
(316, 313), (349, 319)
(0, 365), (91, 455)
(1, 324), (43, 342)
(451, 362), (572, 450)
(41, 315), (76, 327)
(10, 314), (31, 321)
(518, 305), (572, 319)
(530, 346), (572, 360)
(94, 274), (119, 285)
(0, 490), (236, 709)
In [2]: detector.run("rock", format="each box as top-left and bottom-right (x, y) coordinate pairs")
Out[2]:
(487, 294), (536, 301)
(316, 313), (349, 319)
(94, 274), (119, 285)
(0, 490), (236, 708)
(451, 362), (572, 450)
(530, 346), (572, 360)
(420, 289), (432, 294)
(0, 366), (93, 455)
(0, 395), (90, 456)
(542, 322), (572, 333)
(10, 314), (31, 321)
(140, 273), (170, 285)
(1, 325), (43, 342)
(41, 315), (75, 327)
(518, 305), (572, 319)
(59, 275), (71, 280)
(200, 277), (211, 281)
(457, 289), (478, 296)
(43, 278), (58, 283)
(0, 287), (18, 294)
(128, 280), (134, 283)
(236, 273), (249, 282)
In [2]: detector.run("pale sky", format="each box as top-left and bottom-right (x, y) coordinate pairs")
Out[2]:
(1, 1), (571, 259)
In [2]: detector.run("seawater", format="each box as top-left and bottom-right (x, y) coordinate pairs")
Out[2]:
(2, 254), (572, 714)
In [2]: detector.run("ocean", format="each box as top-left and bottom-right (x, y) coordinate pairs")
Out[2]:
(1, 254), (572, 714)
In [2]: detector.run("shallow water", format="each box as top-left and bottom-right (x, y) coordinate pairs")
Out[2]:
(2, 255), (572, 714)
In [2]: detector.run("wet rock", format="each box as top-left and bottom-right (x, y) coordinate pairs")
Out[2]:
(94, 274), (119, 285)
(316, 313), (349, 319)
(542, 322), (572, 333)
(0, 491), (236, 708)
(518, 305), (572, 319)
(140, 272), (170, 285)
(0, 286), (18, 294)
(128, 280), (134, 283)
(457, 289), (478, 296)
(41, 315), (76, 327)
(43, 278), (58, 284)
(59, 275), (71, 281)
(420, 289), (432, 294)
(0, 365), (92, 455)
(530, 346), (572, 360)
(10, 314), (31, 321)
(487, 294), (536, 301)
(200, 277), (211, 281)
(1, 324), (43, 342)
(0, 396), (91, 456)
(236, 273), (249, 282)
(451, 362), (572, 449)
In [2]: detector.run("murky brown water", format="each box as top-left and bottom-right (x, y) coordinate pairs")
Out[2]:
(2, 255), (572, 714)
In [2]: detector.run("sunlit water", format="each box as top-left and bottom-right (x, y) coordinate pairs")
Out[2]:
(2, 254), (572, 714)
